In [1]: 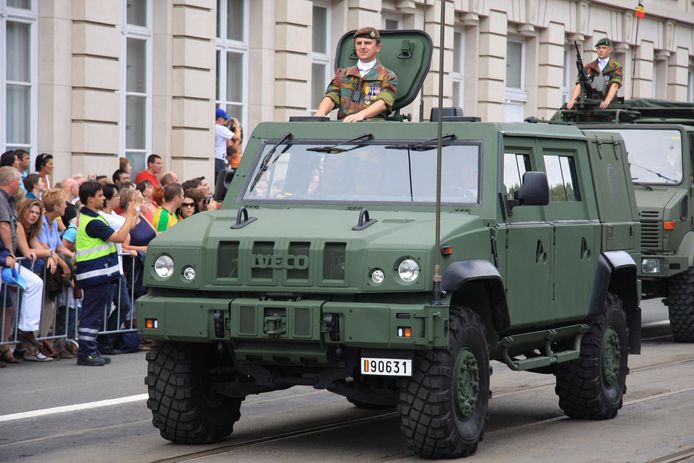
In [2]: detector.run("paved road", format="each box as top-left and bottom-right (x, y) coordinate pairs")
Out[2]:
(1, 300), (692, 463)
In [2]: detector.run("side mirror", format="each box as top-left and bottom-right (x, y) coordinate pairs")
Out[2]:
(507, 171), (549, 216)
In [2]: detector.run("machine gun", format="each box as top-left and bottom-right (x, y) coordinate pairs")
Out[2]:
(574, 41), (602, 102)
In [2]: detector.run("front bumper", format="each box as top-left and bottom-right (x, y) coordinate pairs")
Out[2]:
(137, 295), (449, 350)
(639, 254), (689, 278)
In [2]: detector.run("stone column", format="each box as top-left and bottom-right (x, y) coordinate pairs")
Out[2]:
(667, 47), (689, 101)
(346, 0), (381, 30)
(633, 40), (654, 98)
(70, 0), (121, 176)
(169, 0), (216, 180)
(421, 0), (454, 120)
(248, 0), (276, 130)
(537, 22), (565, 119)
(274, 0), (311, 121)
(477, 9), (507, 122)
(38, 0), (73, 182)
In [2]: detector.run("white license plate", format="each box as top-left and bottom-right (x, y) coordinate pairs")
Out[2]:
(360, 357), (412, 376)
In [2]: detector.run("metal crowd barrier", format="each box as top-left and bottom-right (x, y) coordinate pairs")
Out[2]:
(0, 253), (138, 350)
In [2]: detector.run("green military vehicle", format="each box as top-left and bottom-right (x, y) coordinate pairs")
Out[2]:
(138, 31), (641, 459)
(554, 98), (694, 342)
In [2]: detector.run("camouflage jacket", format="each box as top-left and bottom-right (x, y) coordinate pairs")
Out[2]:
(581, 58), (623, 89)
(324, 62), (398, 120)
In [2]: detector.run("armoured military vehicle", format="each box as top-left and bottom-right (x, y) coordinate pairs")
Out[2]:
(138, 30), (641, 458)
(554, 97), (694, 343)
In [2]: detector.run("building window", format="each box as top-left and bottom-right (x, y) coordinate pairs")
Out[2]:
(505, 38), (527, 122)
(121, 0), (152, 174)
(1, 0), (37, 156)
(452, 29), (465, 108)
(688, 69), (694, 102)
(310, 4), (330, 113)
(216, 0), (248, 127)
(382, 14), (402, 30)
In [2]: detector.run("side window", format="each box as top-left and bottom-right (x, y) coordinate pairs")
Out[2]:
(544, 154), (581, 201)
(503, 153), (530, 196)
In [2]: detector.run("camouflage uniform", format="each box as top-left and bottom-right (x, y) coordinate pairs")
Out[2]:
(579, 58), (623, 95)
(324, 62), (398, 120)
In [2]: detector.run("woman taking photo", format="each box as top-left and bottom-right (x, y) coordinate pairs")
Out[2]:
(177, 190), (199, 220)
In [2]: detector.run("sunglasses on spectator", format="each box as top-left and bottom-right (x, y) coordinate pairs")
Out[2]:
(182, 202), (195, 207)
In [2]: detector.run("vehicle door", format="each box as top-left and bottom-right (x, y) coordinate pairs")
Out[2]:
(540, 141), (600, 323)
(500, 137), (553, 329)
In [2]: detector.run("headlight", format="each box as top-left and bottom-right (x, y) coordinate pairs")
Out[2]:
(182, 266), (196, 281)
(371, 268), (385, 284)
(154, 255), (174, 279)
(398, 258), (420, 283)
(641, 258), (661, 274)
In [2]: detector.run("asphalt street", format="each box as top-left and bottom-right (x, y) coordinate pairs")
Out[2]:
(0, 299), (692, 463)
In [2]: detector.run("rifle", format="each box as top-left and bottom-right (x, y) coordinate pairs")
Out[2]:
(574, 41), (599, 102)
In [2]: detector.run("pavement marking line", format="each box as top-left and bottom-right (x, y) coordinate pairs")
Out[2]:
(0, 393), (148, 423)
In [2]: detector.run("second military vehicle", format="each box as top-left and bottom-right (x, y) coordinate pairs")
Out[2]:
(138, 30), (641, 458)
(555, 98), (694, 342)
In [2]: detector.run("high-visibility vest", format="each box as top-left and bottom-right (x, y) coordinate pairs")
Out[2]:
(75, 212), (119, 288)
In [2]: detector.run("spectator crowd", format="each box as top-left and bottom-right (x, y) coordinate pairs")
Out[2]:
(0, 110), (243, 367)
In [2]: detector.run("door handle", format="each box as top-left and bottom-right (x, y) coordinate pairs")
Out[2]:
(580, 237), (591, 259)
(536, 240), (547, 264)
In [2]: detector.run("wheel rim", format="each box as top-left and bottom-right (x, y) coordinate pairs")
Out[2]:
(602, 328), (621, 386)
(453, 347), (480, 419)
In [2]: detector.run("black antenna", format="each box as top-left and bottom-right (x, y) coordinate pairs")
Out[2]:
(432, 0), (446, 303)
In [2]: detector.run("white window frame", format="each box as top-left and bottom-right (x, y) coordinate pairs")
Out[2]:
(0, 0), (38, 158)
(120, 0), (153, 172)
(309, 3), (331, 113)
(451, 27), (465, 108)
(216, 0), (249, 134)
(505, 38), (527, 122)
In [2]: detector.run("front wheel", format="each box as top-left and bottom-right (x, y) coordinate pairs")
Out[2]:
(554, 293), (628, 419)
(146, 342), (243, 444)
(399, 307), (489, 459)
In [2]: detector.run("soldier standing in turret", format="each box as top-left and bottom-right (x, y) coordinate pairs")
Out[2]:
(566, 38), (623, 110)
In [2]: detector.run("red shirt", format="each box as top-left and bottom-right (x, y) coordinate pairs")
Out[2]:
(135, 170), (160, 188)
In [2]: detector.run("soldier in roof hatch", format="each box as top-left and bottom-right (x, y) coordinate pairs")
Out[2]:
(567, 38), (623, 110)
(315, 27), (398, 122)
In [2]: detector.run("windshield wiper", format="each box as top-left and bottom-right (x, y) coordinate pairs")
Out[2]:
(385, 134), (456, 151)
(631, 179), (654, 191)
(249, 133), (293, 192)
(306, 133), (373, 153)
(631, 162), (677, 183)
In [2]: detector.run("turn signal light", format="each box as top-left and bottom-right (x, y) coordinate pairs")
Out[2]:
(145, 318), (158, 329)
(441, 246), (454, 256)
(398, 326), (412, 337)
(663, 221), (676, 230)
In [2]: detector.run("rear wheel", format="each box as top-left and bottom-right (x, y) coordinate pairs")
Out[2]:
(667, 267), (694, 342)
(146, 342), (243, 443)
(554, 293), (628, 419)
(399, 307), (489, 459)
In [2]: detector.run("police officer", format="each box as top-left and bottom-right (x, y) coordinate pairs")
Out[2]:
(75, 181), (137, 366)
(567, 38), (623, 110)
(315, 27), (398, 122)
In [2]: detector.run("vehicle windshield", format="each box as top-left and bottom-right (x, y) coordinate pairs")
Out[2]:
(593, 129), (683, 184)
(242, 141), (480, 204)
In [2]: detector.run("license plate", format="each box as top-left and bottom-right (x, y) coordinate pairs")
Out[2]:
(360, 357), (412, 376)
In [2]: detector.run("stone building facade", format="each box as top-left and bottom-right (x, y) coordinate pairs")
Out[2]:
(1, 0), (694, 181)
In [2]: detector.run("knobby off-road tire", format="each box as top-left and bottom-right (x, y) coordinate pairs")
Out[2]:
(399, 308), (489, 459)
(554, 293), (628, 419)
(146, 342), (242, 444)
(667, 267), (694, 342)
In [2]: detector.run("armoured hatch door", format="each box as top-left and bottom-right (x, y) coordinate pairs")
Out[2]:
(334, 29), (432, 113)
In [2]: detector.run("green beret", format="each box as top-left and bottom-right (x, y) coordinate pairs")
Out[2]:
(595, 38), (611, 48)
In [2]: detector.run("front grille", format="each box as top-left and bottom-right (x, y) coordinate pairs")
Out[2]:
(323, 242), (346, 281)
(217, 241), (239, 278)
(287, 241), (310, 281)
(640, 209), (661, 251)
(251, 241), (275, 279)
